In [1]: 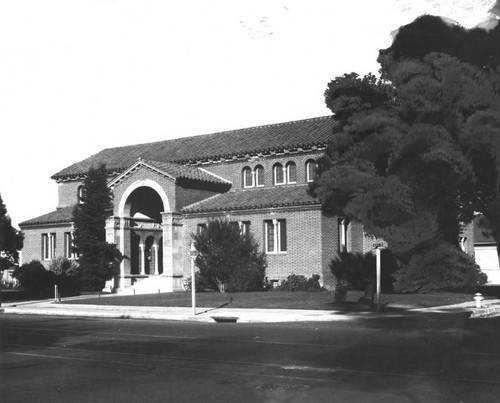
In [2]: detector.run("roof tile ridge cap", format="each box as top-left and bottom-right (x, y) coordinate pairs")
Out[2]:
(191, 115), (334, 137)
(197, 167), (232, 184)
(183, 192), (225, 211)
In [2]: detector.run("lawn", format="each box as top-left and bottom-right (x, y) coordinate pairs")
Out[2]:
(62, 289), (486, 311)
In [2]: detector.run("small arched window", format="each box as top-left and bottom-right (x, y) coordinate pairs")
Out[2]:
(273, 163), (285, 185)
(255, 165), (264, 187)
(77, 185), (85, 204)
(286, 162), (297, 184)
(306, 160), (317, 183)
(242, 167), (253, 188)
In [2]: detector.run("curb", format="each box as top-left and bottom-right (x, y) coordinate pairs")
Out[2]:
(3, 301), (500, 322)
(1, 304), (351, 323)
(470, 305), (500, 319)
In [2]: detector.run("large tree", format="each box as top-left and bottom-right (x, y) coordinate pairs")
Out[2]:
(72, 164), (121, 290)
(0, 193), (24, 272)
(310, 15), (498, 291)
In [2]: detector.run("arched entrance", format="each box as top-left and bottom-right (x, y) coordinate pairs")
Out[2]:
(121, 184), (165, 281)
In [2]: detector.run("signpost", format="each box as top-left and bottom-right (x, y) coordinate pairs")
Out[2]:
(376, 247), (381, 312)
(189, 242), (198, 315)
(374, 243), (386, 312)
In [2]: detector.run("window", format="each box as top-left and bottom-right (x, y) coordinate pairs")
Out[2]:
(77, 185), (84, 203)
(239, 221), (251, 235)
(306, 160), (317, 182)
(197, 223), (207, 234)
(264, 219), (287, 253)
(338, 218), (348, 252)
(286, 162), (297, 183)
(273, 163), (285, 185)
(255, 165), (264, 187)
(64, 232), (76, 259)
(42, 233), (56, 260)
(242, 167), (253, 188)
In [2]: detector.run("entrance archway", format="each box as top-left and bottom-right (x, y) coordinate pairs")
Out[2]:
(120, 182), (166, 279)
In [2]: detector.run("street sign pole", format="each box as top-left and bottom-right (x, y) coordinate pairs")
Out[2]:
(189, 243), (198, 316)
(376, 247), (381, 312)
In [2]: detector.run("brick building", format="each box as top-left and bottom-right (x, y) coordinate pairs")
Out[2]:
(19, 116), (378, 293)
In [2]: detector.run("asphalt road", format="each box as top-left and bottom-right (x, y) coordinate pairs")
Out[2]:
(1, 312), (500, 402)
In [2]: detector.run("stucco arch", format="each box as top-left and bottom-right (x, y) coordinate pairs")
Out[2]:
(118, 179), (170, 217)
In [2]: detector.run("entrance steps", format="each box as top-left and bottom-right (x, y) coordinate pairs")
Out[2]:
(121, 275), (177, 295)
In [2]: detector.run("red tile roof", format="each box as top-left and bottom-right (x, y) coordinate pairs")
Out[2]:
(112, 159), (231, 186)
(52, 116), (337, 180)
(19, 205), (75, 227)
(182, 185), (320, 213)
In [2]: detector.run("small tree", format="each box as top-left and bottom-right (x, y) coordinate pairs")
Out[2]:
(192, 218), (267, 293)
(0, 193), (24, 272)
(72, 165), (122, 290)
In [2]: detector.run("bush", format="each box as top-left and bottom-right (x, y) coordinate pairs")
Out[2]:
(13, 260), (56, 298)
(48, 257), (81, 297)
(192, 219), (267, 293)
(75, 263), (114, 291)
(276, 274), (324, 292)
(393, 242), (488, 293)
(329, 251), (398, 295)
(183, 273), (215, 292)
(329, 250), (398, 302)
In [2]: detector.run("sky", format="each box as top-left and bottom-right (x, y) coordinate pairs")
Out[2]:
(0, 0), (498, 228)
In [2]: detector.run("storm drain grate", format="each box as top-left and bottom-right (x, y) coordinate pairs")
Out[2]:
(256, 383), (311, 391)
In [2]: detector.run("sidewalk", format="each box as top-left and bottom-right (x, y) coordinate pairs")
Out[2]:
(2, 296), (500, 323)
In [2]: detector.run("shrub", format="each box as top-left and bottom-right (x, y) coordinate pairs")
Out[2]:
(74, 263), (114, 292)
(48, 257), (81, 297)
(329, 251), (398, 299)
(183, 273), (215, 292)
(393, 242), (488, 293)
(192, 218), (267, 293)
(13, 260), (56, 298)
(276, 274), (324, 292)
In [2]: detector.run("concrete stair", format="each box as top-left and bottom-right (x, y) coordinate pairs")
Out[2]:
(122, 275), (176, 295)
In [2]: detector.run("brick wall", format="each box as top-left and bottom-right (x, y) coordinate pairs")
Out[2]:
(182, 206), (338, 287)
(199, 150), (324, 189)
(321, 214), (338, 289)
(20, 223), (74, 268)
(57, 180), (83, 208)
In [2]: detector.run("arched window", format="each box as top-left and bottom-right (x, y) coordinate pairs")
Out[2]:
(77, 185), (84, 204)
(273, 163), (285, 185)
(242, 167), (253, 188)
(306, 160), (317, 182)
(255, 165), (264, 187)
(286, 162), (297, 183)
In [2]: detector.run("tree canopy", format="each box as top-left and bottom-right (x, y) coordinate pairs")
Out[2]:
(72, 164), (121, 290)
(310, 15), (499, 291)
(0, 193), (24, 271)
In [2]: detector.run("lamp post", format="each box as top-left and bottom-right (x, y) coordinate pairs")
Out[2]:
(189, 242), (199, 315)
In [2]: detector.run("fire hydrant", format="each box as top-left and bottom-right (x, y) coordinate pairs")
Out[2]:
(474, 293), (484, 308)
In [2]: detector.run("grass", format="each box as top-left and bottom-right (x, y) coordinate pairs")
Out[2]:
(62, 289), (489, 311)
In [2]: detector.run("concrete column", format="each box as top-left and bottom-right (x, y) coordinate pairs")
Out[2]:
(139, 243), (145, 275)
(161, 212), (184, 292)
(153, 243), (159, 275)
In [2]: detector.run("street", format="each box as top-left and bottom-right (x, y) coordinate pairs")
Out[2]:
(1, 312), (500, 402)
